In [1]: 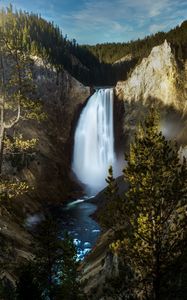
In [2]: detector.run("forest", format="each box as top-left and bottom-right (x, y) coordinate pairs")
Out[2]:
(0, 6), (186, 86)
(85, 20), (187, 64)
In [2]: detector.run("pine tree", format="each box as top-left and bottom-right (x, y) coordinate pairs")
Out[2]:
(31, 217), (84, 300)
(102, 110), (187, 299)
(57, 233), (83, 300)
(0, 7), (45, 174)
(32, 217), (63, 299)
(99, 166), (121, 230)
(0, 7), (46, 211)
(106, 166), (119, 197)
(16, 263), (42, 300)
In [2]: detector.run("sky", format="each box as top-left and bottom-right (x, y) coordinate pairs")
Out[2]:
(0, 0), (186, 45)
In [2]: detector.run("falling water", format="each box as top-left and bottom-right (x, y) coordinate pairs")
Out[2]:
(72, 88), (116, 194)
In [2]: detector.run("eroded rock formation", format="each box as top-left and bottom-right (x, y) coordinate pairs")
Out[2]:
(115, 40), (187, 145)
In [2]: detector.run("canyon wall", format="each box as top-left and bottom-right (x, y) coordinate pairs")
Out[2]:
(115, 40), (187, 145)
(13, 56), (90, 207)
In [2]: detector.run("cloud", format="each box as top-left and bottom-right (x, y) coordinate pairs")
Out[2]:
(58, 0), (187, 43)
(149, 24), (168, 33)
(72, 0), (170, 21)
(111, 22), (133, 33)
(0, 0), (186, 43)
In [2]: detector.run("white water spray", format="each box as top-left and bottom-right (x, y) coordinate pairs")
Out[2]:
(72, 88), (116, 194)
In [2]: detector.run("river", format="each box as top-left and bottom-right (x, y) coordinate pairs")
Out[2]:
(26, 196), (101, 261)
(61, 196), (100, 260)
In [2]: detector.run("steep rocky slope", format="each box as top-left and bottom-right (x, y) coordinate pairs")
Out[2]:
(115, 40), (187, 145)
(113, 54), (133, 65)
(14, 56), (90, 205)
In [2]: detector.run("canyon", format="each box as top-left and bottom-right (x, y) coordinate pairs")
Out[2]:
(79, 40), (187, 299)
(1, 35), (187, 298)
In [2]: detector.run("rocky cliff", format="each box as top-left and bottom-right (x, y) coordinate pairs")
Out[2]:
(115, 40), (187, 145)
(15, 56), (90, 205)
(116, 41), (178, 106)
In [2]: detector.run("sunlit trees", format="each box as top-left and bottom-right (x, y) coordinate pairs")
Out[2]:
(0, 6), (47, 210)
(101, 111), (187, 299)
(0, 7), (45, 174)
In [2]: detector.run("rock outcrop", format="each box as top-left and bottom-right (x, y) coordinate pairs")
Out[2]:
(80, 230), (118, 299)
(113, 54), (133, 65)
(16, 56), (90, 205)
(115, 40), (187, 145)
(116, 40), (180, 107)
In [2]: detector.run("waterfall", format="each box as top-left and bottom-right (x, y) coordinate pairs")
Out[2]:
(72, 88), (116, 194)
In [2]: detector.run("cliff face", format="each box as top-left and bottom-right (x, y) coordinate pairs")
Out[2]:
(80, 230), (119, 300)
(16, 56), (90, 205)
(113, 53), (133, 65)
(115, 40), (187, 145)
(116, 40), (179, 107)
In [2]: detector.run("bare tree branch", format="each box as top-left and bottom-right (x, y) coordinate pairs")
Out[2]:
(4, 100), (21, 129)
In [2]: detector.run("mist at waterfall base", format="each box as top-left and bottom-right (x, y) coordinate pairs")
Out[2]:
(72, 88), (121, 195)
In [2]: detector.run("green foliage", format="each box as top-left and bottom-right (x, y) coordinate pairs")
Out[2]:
(106, 166), (119, 197)
(0, 177), (29, 201)
(101, 110), (187, 299)
(0, 6), (100, 85)
(99, 166), (121, 230)
(103, 260), (136, 300)
(32, 217), (64, 299)
(0, 280), (16, 300)
(16, 263), (42, 300)
(4, 134), (37, 170)
(22, 217), (85, 300)
(85, 20), (187, 64)
(0, 5), (45, 198)
(56, 233), (84, 300)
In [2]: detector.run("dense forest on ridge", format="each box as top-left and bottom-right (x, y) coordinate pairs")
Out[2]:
(85, 20), (187, 64)
(0, 6), (186, 86)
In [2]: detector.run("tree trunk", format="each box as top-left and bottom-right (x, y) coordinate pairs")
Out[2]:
(0, 124), (5, 174)
(153, 277), (160, 300)
(0, 52), (5, 174)
(153, 250), (161, 300)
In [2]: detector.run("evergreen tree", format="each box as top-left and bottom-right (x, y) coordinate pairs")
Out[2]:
(56, 233), (84, 300)
(0, 6), (46, 212)
(30, 217), (84, 300)
(0, 280), (16, 300)
(16, 263), (42, 300)
(32, 217), (63, 299)
(0, 9), (45, 173)
(99, 166), (121, 230)
(101, 111), (187, 299)
(106, 166), (119, 197)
